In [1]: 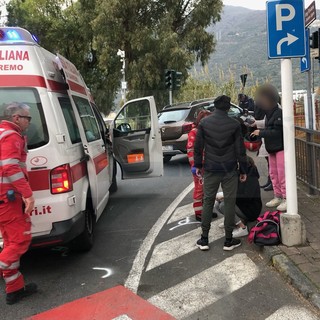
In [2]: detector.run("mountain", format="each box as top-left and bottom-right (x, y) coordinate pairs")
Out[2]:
(200, 5), (318, 91)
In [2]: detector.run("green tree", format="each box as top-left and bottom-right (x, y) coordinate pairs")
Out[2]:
(93, 0), (223, 108)
(6, 0), (120, 112)
(6, 0), (223, 111)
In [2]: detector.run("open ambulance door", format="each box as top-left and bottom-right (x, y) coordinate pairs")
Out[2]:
(113, 96), (163, 179)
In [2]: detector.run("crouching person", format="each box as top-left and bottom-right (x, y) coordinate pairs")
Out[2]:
(216, 157), (262, 237)
(0, 103), (37, 305)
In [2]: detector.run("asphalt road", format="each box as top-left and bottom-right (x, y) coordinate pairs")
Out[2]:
(1, 155), (320, 320)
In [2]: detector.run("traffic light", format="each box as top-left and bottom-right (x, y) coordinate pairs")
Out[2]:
(165, 69), (173, 89)
(310, 30), (319, 49)
(173, 71), (182, 90)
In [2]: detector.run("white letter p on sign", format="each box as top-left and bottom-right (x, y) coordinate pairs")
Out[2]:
(276, 4), (295, 31)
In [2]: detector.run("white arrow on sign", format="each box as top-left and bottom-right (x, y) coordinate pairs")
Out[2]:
(276, 33), (299, 55)
(301, 57), (308, 67)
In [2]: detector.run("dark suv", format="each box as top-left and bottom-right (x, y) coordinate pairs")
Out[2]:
(158, 99), (244, 162)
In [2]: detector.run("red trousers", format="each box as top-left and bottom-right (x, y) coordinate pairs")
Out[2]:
(0, 198), (31, 293)
(193, 175), (203, 218)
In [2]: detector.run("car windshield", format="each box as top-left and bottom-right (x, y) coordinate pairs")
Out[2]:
(206, 104), (241, 118)
(158, 109), (189, 124)
(228, 106), (241, 117)
(0, 88), (49, 149)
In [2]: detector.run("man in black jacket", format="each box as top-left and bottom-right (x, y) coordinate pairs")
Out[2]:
(194, 95), (248, 251)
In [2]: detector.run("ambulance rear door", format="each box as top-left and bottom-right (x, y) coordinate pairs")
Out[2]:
(113, 96), (163, 179)
(56, 54), (109, 218)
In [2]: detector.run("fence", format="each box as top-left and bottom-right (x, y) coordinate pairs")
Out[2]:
(295, 126), (320, 194)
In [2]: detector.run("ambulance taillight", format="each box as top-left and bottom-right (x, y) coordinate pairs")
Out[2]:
(50, 164), (73, 194)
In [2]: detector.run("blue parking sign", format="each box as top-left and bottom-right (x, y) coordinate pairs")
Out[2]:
(267, 0), (306, 59)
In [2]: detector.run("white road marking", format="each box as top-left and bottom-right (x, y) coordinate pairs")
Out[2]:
(125, 182), (194, 293)
(112, 316), (133, 320)
(92, 267), (113, 279)
(167, 203), (194, 224)
(146, 218), (224, 271)
(265, 306), (320, 320)
(148, 254), (259, 319)
(168, 216), (200, 231)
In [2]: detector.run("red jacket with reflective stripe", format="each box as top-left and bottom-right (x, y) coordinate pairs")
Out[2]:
(0, 121), (33, 199)
(187, 127), (197, 167)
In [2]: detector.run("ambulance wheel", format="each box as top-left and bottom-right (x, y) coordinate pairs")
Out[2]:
(163, 155), (172, 163)
(71, 209), (95, 252)
(110, 162), (118, 193)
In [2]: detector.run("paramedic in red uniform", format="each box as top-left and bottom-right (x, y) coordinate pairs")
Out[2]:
(0, 102), (37, 305)
(187, 110), (213, 221)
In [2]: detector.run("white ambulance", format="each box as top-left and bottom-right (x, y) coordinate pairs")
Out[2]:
(0, 27), (163, 251)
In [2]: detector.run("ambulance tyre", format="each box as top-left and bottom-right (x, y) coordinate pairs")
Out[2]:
(71, 204), (95, 252)
(110, 162), (118, 193)
(163, 155), (172, 163)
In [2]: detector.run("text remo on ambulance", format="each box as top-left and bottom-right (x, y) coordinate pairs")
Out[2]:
(0, 27), (163, 252)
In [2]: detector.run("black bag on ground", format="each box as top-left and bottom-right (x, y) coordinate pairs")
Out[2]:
(248, 211), (281, 246)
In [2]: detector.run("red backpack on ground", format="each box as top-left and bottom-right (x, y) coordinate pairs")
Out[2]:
(248, 211), (282, 246)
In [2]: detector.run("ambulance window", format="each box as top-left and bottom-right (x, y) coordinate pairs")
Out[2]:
(72, 96), (100, 142)
(58, 97), (81, 144)
(0, 88), (49, 149)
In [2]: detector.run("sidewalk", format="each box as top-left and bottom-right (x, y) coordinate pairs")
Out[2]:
(256, 156), (320, 309)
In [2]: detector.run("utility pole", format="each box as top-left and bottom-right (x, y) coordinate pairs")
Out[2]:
(117, 49), (126, 103)
(165, 70), (173, 105)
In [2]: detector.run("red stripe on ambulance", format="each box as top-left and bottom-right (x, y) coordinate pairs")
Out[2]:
(93, 153), (109, 174)
(71, 161), (87, 183)
(0, 75), (46, 88)
(68, 80), (87, 96)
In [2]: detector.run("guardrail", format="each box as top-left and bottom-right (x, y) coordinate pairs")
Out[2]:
(295, 126), (320, 194)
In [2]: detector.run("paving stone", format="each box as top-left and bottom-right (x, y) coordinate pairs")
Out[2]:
(311, 254), (320, 262)
(298, 246), (318, 256)
(310, 243), (320, 251)
(280, 246), (300, 256)
(298, 262), (320, 274)
(307, 271), (320, 288)
(289, 254), (310, 265)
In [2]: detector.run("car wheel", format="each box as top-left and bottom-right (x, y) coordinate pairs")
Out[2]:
(163, 155), (172, 163)
(70, 207), (95, 252)
(110, 162), (118, 193)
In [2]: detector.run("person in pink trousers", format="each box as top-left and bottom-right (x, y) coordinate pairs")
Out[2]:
(251, 84), (286, 212)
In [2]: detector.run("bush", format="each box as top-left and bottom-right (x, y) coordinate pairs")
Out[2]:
(176, 67), (260, 104)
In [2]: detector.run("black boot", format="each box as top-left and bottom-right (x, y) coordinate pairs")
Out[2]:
(6, 283), (38, 305)
(260, 176), (271, 189)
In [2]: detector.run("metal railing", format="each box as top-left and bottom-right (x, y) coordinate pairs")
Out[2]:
(295, 126), (320, 194)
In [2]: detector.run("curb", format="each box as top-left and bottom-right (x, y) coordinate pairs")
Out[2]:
(263, 246), (320, 310)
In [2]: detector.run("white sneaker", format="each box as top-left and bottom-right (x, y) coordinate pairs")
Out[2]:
(277, 199), (287, 212)
(233, 226), (249, 238)
(266, 197), (282, 208)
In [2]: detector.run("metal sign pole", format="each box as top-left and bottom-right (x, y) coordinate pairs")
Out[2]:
(281, 58), (298, 216)
(169, 89), (173, 106)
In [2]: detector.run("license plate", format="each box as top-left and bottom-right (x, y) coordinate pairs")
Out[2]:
(162, 145), (173, 151)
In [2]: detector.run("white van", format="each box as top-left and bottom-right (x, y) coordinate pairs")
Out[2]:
(0, 27), (163, 251)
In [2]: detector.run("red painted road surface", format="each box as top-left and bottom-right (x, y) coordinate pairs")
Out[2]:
(26, 286), (175, 320)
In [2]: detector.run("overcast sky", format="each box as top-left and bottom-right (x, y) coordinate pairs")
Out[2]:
(223, 0), (315, 11)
